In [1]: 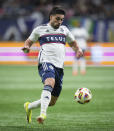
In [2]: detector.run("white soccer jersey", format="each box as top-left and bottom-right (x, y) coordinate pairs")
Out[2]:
(71, 27), (89, 50)
(29, 23), (75, 68)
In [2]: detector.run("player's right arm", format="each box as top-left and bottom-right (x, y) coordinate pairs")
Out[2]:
(22, 27), (39, 53)
(22, 39), (33, 53)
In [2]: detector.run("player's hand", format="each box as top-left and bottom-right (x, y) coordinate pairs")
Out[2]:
(76, 48), (83, 59)
(22, 46), (30, 53)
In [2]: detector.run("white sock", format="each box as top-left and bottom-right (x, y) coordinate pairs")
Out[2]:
(28, 99), (41, 110)
(72, 59), (78, 72)
(40, 90), (51, 116)
(80, 59), (86, 72)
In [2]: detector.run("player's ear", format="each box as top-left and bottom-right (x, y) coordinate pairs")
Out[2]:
(50, 15), (53, 21)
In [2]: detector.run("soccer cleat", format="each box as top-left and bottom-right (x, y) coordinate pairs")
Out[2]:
(24, 102), (32, 123)
(37, 114), (46, 124)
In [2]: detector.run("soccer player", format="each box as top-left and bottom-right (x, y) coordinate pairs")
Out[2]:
(71, 21), (89, 75)
(22, 6), (83, 124)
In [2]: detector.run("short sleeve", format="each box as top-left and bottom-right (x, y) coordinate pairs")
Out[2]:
(65, 27), (75, 43)
(28, 28), (39, 42)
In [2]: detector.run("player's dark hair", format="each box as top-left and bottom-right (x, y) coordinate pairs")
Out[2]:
(49, 6), (66, 19)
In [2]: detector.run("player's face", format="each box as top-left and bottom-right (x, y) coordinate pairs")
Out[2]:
(50, 14), (64, 29)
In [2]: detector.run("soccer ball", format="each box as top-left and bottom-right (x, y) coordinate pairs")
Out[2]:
(74, 88), (92, 104)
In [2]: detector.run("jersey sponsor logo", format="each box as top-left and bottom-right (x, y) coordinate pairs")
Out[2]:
(39, 34), (66, 45)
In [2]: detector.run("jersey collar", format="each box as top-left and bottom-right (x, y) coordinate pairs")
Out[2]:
(47, 23), (59, 31)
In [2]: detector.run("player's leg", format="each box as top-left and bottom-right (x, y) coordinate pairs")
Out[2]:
(80, 50), (86, 75)
(24, 99), (41, 123)
(37, 77), (55, 124)
(36, 94), (58, 124)
(25, 77), (56, 111)
(28, 99), (41, 109)
(37, 62), (56, 123)
(80, 57), (86, 75)
(49, 95), (58, 106)
(49, 67), (63, 106)
(37, 64), (63, 124)
(27, 89), (59, 110)
(24, 63), (55, 123)
(24, 81), (54, 124)
(72, 58), (78, 76)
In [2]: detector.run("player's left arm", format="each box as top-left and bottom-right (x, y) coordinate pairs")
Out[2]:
(65, 26), (83, 59)
(68, 40), (83, 59)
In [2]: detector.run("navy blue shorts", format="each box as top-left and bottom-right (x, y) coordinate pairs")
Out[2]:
(38, 62), (64, 97)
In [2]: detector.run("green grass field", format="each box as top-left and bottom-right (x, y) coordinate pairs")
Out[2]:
(0, 65), (114, 131)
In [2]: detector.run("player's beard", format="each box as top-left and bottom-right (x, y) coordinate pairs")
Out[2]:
(54, 24), (60, 29)
(52, 23), (60, 29)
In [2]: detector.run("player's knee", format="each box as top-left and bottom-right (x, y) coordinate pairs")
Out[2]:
(44, 78), (55, 88)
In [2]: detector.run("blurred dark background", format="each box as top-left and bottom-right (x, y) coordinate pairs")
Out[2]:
(0, 0), (114, 42)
